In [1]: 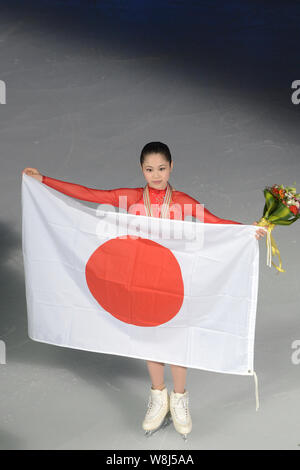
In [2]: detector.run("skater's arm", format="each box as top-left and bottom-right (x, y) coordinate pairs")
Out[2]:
(42, 176), (143, 209)
(22, 168), (143, 208)
(41, 175), (119, 206)
(176, 191), (243, 224)
(202, 206), (243, 224)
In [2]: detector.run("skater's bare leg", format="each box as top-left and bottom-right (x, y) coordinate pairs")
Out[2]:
(146, 360), (166, 390)
(170, 364), (187, 394)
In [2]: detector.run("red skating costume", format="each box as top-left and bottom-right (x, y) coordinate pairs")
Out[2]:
(42, 175), (242, 224)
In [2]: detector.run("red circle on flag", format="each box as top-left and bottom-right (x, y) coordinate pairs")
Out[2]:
(85, 236), (184, 327)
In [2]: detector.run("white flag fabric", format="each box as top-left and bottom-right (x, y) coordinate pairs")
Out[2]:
(22, 174), (260, 378)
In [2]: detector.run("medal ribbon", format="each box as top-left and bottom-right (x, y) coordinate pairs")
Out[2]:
(256, 217), (285, 273)
(143, 182), (174, 218)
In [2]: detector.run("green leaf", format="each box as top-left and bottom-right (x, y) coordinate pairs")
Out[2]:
(263, 190), (279, 218)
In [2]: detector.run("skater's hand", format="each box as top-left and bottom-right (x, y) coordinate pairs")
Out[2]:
(22, 167), (43, 182)
(253, 221), (268, 240)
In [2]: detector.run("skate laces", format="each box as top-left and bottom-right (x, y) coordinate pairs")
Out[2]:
(173, 392), (189, 418)
(146, 391), (163, 415)
(177, 394), (188, 411)
(146, 396), (153, 411)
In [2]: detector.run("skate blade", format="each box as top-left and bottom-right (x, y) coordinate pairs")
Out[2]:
(144, 413), (172, 437)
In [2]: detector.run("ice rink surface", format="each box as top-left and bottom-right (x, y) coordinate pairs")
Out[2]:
(0, 0), (299, 450)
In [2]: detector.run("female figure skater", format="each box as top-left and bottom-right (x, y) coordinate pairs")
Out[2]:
(22, 141), (267, 441)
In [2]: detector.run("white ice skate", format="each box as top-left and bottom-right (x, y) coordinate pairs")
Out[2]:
(170, 389), (192, 442)
(142, 386), (172, 437)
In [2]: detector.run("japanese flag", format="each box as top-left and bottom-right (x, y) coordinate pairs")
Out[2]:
(22, 174), (259, 377)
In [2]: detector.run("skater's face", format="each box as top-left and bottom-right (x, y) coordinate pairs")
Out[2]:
(141, 153), (173, 190)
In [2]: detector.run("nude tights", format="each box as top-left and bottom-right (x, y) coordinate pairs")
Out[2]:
(146, 360), (187, 394)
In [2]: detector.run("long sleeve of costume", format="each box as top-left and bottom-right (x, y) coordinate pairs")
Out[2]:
(202, 206), (242, 224)
(42, 175), (142, 210)
(175, 191), (242, 225)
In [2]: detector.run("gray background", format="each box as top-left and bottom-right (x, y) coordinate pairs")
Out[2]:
(0, 0), (299, 450)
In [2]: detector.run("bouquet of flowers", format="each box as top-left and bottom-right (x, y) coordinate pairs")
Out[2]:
(256, 182), (300, 273)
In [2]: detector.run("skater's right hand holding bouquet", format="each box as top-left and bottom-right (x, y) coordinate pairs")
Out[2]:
(22, 167), (43, 182)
